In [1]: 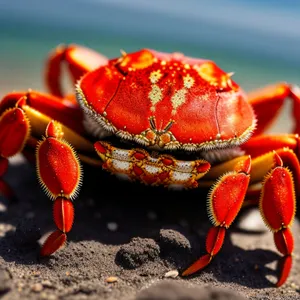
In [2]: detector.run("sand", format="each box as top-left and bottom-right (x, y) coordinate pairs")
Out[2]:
(0, 155), (300, 300)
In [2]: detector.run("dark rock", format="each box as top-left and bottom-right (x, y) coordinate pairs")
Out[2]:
(158, 228), (191, 253)
(135, 281), (246, 300)
(157, 228), (197, 269)
(0, 266), (12, 295)
(116, 237), (160, 269)
(13, 217), (41, 247)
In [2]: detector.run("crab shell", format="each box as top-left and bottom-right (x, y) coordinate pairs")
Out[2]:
(76, 49), (256, 152)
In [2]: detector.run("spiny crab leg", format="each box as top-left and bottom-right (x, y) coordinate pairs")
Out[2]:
(46, 44), (108, 98)
(187, 150), (298, 286)
(37, 121), (82, 256)
(182, 156), (251, 276)
(259, 153), (296, 287)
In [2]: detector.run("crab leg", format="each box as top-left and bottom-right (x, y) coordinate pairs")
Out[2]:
(46, 44), (108, 98)
(0, 98), (30, 199)
(259, 153), (296, 287)
(37, 121), (81, 256)
(247, 83), (300, 135)
(182, 156), (251, 276)
(0, 90), (97, 203)
(1, 91), (84, 134)
(198, 150), (299, 286)
(241, 134), (300, 160)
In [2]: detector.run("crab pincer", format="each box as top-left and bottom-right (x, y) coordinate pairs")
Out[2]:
(37, 120), (81, 256)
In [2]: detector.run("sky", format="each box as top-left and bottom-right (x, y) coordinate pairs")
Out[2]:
(0, 0), (298, 132)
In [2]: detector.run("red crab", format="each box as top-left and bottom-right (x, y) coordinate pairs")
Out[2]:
(0, 44), (299, 287)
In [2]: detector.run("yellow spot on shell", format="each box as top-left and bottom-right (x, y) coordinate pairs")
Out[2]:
(183, 74), (195, 89)
(149, 84), (163, 111)
(149, 70), (163, 84)
(171, 89), (187, 115)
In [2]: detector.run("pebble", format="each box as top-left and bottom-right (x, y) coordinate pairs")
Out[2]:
(0, 202), (7, 212)
(31, 283), (43, 293)
(164, 270), (179, 278)
(106, 276), (118, 283)
(41, 280), (53, 288)
(290, 282), (299, 290)
(107, 222), (118, 231)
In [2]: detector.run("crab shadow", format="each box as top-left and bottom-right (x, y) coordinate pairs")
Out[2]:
(0, 159), (298, 289)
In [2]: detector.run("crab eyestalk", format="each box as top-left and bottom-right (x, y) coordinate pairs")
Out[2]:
(37, 120), (82, 256)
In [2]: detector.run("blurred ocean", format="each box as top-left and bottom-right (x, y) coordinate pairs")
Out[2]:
(0, 0), (299, 131)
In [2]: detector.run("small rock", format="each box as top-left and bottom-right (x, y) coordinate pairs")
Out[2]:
(106, 276), (118, 283)
(0, 267), (12, 295)
(158, 228), (191, 253)
(31, 283), (43, 293)
(164, 270), (179, 278)
(0, 202), (7, 213)
(116, 237), (160, 269)
(107, 222), (118, 231)
(41, 280), (53, 288)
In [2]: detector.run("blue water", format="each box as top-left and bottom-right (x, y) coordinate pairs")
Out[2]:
(0, 0), (299, 95)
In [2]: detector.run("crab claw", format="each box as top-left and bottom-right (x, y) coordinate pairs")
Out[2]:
(37, 121), (81, 256)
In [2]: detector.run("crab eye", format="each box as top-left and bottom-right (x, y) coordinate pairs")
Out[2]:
(114, 49), (155, 74)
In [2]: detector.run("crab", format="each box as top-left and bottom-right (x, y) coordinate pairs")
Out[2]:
(0, 44), (299, 287)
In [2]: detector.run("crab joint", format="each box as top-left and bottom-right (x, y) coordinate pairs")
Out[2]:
(38, 121), (81, 257)
(40, 197), (74, 257)
(53, 197), (74, 233)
